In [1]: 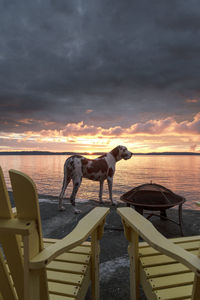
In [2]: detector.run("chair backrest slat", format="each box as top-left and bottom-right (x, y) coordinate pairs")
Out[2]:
(0, 248), (17, 300)
(9, 169), (44, 251)
(9, 169), (49, 299)
(0, 167), (24, 299)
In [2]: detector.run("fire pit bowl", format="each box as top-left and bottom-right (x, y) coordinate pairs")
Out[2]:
(120, 183), (185, 210)
(120, 183), (186, 235)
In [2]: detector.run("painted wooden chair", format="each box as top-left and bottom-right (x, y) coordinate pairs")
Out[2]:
(0, 167), (109, 300)
(117, 207), (200, 300)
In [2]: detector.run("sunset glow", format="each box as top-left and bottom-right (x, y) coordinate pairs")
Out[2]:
(1, 112), (200, 153)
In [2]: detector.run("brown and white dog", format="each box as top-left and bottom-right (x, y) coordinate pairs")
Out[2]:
(59, 145), (133, 213)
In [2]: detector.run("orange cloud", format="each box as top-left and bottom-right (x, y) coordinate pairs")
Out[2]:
(173, 112), (200, 134)
(1, 112), (200, 153)
(85, 109), (93, 114)
(59, 112), (200, 137)
(127, 117), (174, 135)
(18, 118), (33, 124)
(2, 112), (200, 140)
(62, 121), (99, 136)
(185, 99), (198, 103)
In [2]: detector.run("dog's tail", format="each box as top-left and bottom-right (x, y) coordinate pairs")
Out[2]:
(58, 158), (71, 209)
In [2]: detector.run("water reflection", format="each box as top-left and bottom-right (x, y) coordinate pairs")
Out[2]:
(0, 155), (200, 210)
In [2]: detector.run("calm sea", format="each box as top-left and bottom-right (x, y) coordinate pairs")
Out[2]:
(0, 155), (200, 210)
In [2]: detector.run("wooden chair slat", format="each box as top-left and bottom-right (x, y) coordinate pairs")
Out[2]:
(48, 281), (80, 297)
(150, 272), (194, 290)
(50, 295), (75, 300)
(43, 239), (91, 248)
(139, 235), (200, 248)
(0, 248), (17, 300)
(47, 261), (87, 275)
(0, 168), (24, 299)
(139, 240), (200, 257)
(68, 246), (91, 255)
(154, 284), (193, 299)
(47, 270), (83, 285)
(143, 262), (190, 278)
(54, 253), (90, 264)
(140, 250), (198, 268)
(43, 241), (91, 255)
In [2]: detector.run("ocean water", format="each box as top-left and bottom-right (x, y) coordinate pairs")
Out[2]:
(0, 155), (200, 210)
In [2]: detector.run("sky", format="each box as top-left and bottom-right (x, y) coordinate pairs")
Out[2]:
(0, 0), (200, 153)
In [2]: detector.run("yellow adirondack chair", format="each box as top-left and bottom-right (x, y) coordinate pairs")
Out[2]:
(117, 207), (200, 300)
(0, 167), (109, 300)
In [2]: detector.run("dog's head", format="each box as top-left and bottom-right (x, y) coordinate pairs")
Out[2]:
(111, 145), (133, 161)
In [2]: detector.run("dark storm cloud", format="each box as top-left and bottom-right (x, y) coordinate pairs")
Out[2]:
(1, 0), (200, 133)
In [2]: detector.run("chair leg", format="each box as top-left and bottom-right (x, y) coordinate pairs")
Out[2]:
(192, 275), (200, 300)
(127, 230), (140, 300)
(91, 230), (100, 300)
(0, 249), (17, 300)
(178, 204), (184, 236)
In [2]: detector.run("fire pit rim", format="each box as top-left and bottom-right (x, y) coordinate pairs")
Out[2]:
(120, 182), (186, 209)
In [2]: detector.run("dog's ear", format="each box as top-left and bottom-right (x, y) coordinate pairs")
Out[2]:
(111, 146), (119, 160)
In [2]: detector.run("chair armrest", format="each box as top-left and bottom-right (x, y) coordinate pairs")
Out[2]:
(117, 207), (200, 274)
(0, 218), (36, 236)
(30, 207), (109, 269)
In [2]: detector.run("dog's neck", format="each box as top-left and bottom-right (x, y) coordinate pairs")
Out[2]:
(107, 152), (117, 165)
(110, 148), (121, 162)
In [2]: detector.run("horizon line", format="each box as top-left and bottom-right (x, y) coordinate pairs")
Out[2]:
(0, 150), (200, 156)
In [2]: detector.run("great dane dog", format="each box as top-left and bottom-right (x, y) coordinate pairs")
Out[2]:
(59, 145), (133, 213)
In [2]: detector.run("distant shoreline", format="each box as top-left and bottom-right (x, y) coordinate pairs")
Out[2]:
(0, 151), (200, 156)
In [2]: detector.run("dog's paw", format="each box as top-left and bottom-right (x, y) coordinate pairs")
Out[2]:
(111, 200), (118, 206)
(59, 206), (66, 211)
(74, 208), (82, 214)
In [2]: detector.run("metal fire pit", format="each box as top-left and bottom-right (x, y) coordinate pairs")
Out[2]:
(120, 183), (186, 235)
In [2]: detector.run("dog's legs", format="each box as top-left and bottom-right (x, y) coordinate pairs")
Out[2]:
(107, 177), (117, 206)
(70, 177), (82, 214)
(59, 177), (71, 210)
(59, 163), (71, 211)
(99, 180), (104, 204)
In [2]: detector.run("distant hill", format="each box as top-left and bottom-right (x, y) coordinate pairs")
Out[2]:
(0, 151), (94, 155)
(0, 151), (200, 156)
(144, 152), (200, 155)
